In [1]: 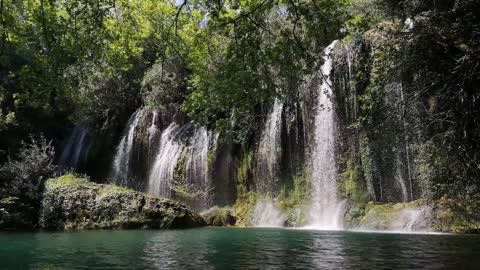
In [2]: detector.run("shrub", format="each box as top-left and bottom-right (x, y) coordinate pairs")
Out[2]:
(0, 135), (55, 201)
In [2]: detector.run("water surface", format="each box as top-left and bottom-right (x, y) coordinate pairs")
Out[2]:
(1, 228), (479, 269)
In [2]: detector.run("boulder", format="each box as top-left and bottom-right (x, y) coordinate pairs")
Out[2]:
(201, 207), (236, 226)
(39, 175), (206, 230)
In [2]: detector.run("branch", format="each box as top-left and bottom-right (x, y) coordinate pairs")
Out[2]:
(0, 0), (6, 55)
(39, 0), (52, 55)
(175, 0), (187, 37)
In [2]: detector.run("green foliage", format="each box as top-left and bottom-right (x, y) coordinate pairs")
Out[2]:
(0, 135), (55, 199)
(277, 174), (310, 210)
(181, 0), (348, 141)
(433, 196), (480, 233)
(142, 57), (187, 107)
(338, 158), (370, 203)
(233, 191), (257, 226)
(236, 148), (254, 195)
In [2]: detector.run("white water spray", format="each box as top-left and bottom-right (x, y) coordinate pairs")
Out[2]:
(252, 201), (285, 227)
(391, 206), (430, 232)
(307, 41), (345, 230)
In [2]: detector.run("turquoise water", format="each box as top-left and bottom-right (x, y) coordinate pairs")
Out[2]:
(1, 228), (479, 269)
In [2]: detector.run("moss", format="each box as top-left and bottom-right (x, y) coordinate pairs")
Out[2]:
(45, 174), (88, 190)
(202, 207), (236, 226)
(0, 196), (17, 204)
(206, 148), (216, 169)
(233, 191), (257, 226)
(359, 202), (396, 230)
(278, 174), (310, 210)
(98, 185), (132, 196)
(236, 148), (253, 190)
(431, 197), (480, 233)
(338, 158), (370, 204)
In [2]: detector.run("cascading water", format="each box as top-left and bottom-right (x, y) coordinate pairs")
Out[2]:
(307, 41), (345, 230)
(147, 110), (159, 148)
(147, 123), (185, 198)
(111, 109), (144, 185)
(147, 110), (161, 166)
(395, 152), (409, 202)
(254, 99), (284, 196)
(59, 127), (88, 170)
(252, 201), (285, 227)
(147, 123), (213, 209)
(184, 127), (212, 209)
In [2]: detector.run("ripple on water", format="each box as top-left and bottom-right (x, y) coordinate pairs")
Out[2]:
(0, 228), (479, 269)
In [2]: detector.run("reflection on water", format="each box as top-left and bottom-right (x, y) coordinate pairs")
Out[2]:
(1, 228), (479, 269)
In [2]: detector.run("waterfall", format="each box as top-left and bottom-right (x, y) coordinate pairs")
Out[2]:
(395, 153), (409, 202)
(184, 126), (212, 208)
(147, 110), (161, 166)
(148, 110), (159, 148)
(252, 201), (285, 227)
(111, 109), (144, 186)
(147, 123), (185, 198)
(147, 123), (213, 209)
(59, 127), (88, 170)
(254, 99), (284, 195)
(307, 41), (344, 230)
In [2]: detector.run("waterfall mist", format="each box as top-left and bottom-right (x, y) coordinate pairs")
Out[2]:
(252, 201), (285, 227)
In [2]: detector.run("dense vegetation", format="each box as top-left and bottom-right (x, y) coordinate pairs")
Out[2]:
(0, 0), (479, 230)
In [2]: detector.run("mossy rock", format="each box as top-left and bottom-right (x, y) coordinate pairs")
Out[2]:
(202, 207), (236, 227)
(39, 174), (206, 230)
(359, 203), (397, 230)
(430, 197), (480, 233)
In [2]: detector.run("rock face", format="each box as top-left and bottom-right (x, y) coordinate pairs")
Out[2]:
(201, 207), (236, 226)
(39, 175), (206, 230)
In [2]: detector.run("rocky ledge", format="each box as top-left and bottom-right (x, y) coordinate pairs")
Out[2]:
(39, 174), (206, 230)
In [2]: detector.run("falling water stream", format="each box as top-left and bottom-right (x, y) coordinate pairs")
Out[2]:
(307, 41), (345, 230)
(59, 127), (88, 170)
(147, 123), (213, 209)
(111, 109), (144, 186)
(254, 99), (284, 196)
(147, 123), (185, 198)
